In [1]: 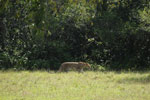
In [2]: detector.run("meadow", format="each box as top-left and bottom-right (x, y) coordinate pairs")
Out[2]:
(0, 71), (150, 100)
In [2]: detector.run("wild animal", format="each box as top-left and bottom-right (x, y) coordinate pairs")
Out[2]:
(58, 62), (91, 72)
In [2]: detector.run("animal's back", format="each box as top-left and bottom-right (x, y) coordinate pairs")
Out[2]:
(62, 62), (79, 65)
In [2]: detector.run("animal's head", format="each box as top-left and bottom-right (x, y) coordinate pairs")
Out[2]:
(85, 63), (91, 69)
(79, 62), (91, 68)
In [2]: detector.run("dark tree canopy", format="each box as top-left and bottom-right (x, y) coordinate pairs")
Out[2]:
(0, 0), (150, 70)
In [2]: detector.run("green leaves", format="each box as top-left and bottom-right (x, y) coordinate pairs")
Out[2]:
(61, 1), (95, 28)
(0, 0), (9, 15)
(138, 7), (150, 32)
(0, 0), (150, 70)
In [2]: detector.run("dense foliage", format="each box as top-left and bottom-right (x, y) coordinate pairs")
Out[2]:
(0, 0), (150, 70)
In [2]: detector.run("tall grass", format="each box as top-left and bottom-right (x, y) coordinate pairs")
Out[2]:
(0, 71), (150, 100)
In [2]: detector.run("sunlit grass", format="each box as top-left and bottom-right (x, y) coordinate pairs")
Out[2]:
(0, 71), (150, 100)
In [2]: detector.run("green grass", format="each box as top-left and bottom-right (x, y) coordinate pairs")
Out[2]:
(0, 71), (150, 100)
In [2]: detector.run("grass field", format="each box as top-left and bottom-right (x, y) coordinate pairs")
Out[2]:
(0, 71), (150, 100)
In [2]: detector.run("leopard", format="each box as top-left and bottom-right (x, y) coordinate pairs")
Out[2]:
(58, 62), (91, 72)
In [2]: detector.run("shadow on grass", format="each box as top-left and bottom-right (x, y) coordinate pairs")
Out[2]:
(117, 74), (150, 84)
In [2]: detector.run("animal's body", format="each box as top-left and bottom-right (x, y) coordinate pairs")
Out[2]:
(58, 62), (91, 72)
